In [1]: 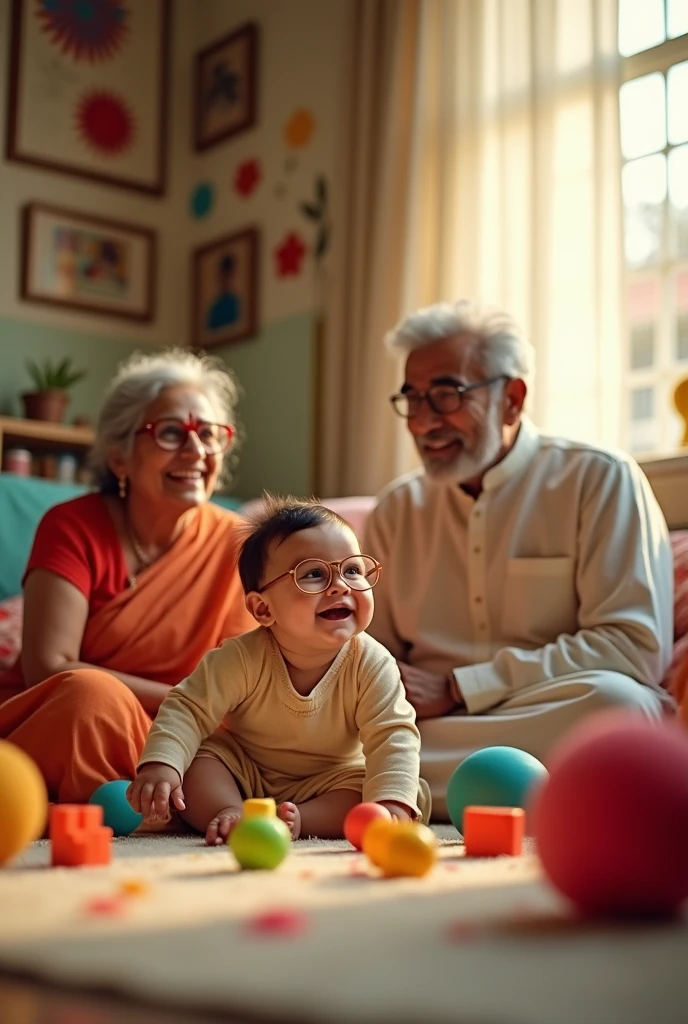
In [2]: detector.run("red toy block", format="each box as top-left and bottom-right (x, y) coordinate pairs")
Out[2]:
(463, 806), (525, 857)
(50, 804), (113, 867)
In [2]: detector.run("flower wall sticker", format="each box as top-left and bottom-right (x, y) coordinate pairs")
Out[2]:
(284, 109), (315, 149)
(75, 89), (135, 155)
(274, 232), (307, 278)
(299, 174), (330, 265)
(234, 158), (262, 198)
(36, 0), (129, 63)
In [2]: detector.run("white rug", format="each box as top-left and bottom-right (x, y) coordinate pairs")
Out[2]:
(0, 832), (686, 1024)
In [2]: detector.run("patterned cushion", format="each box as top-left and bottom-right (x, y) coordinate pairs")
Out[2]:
(0, 595), (22, 671)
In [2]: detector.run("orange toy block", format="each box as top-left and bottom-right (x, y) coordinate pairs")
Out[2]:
(463, 806), (525, 857)
(50, 804), (113, 867)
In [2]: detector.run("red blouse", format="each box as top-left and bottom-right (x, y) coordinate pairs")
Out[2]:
(24, 494), (130, 612)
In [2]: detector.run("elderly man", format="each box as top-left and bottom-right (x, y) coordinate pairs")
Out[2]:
(364, 300), (674, 819)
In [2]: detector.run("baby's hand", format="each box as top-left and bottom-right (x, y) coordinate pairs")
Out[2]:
(127, 763), (185, 822)
(378, 800), (414, 823)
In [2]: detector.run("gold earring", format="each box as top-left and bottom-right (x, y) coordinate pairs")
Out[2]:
(118, 475), (127, 499)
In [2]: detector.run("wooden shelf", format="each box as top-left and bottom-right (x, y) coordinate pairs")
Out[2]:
(0, 416), (94, 448)
(0, 416), (95, 481)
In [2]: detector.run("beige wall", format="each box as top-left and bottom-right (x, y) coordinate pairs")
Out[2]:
(0, 0), (352, 498)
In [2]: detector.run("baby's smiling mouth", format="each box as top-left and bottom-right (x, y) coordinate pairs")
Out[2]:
(318, 607), (353, 620)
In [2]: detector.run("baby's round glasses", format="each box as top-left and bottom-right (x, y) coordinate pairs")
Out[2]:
(135, 416), (235, 454)
(259, 555), (382, 595)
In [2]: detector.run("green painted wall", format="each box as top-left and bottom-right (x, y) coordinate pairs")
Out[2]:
(217, 310), (314, 502)
(0, 310), (315, 503)
(0, 315), (158, 425)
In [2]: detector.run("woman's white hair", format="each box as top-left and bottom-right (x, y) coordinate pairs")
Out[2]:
(385, 299), (535, 388)
(89, 348), (241, 493)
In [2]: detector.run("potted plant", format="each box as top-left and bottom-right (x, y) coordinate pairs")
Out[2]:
(22, 357), (87, 424)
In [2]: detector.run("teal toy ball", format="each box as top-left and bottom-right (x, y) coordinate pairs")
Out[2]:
(89, 780), (143, 837)
(229, 816), (291, 870)
(446, 746), (548, 834)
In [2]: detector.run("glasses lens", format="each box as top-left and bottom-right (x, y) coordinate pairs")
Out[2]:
(340, 555), (379, 590)
(195, 423), (229, 453)
(153, 419), (187, 450)
(391, 394), (413, 418)
(427, 386), (461, 414)
(293, 559), (331, 593)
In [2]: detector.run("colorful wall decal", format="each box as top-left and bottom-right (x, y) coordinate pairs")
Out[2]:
(284, 108), (315, 150)
(191, 227), (260, 349)
(36, 0), (129, 63)
(299, 174), (330, 264)
(76, 89), (135, 155)
(193, 22), (259, 152)
(6, 0), (170, 195)
(274, 232), (307, 278)
(190, 182), (215, 219)
(21, 202), (156, 322)
(234, 158), (261, 198)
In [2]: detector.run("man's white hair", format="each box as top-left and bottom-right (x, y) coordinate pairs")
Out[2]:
(385, 300), (535, 388)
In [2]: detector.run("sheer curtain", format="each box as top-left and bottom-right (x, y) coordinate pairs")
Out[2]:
(319, 0), (623, 497)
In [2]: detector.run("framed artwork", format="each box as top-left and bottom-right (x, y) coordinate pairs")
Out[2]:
(6, 0), (171, 196)
(21, 203), (156, 322)
(193, 22), (259, 152)
(192, 227), (259, 348)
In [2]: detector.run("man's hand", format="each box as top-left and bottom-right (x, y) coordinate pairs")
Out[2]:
(127, 763), (185, 822)
(397, 662), (465, 720)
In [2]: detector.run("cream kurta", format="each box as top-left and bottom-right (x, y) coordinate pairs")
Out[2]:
(364, 417), (673, 816)
(365, 416), (673, 710)
(140, 627), (425, 817)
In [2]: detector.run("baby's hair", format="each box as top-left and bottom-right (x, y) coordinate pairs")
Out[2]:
(238, 493), (352, 595)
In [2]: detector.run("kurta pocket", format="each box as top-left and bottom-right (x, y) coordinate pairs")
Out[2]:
(501, 557), (577, 645)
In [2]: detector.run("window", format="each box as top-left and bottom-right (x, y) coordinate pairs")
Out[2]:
(620, 0), (688, 455)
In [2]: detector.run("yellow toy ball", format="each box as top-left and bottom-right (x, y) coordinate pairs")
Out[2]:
(382, 823), (437, 878)
(0, 741), (48, 866)
(362, 819), (417, 868)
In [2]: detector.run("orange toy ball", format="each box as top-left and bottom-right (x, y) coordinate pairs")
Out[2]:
(0, 740), (48, 866)
(383, 823), (437, 878)
(344, 802), (392, 850)
(533, 710), (688, 917)
(362, 819), (415, 867)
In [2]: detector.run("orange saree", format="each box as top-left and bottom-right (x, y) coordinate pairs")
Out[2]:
(0, 502), (255, 801)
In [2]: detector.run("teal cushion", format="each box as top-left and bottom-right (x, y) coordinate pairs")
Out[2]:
(0, 474), (244, 600)
(0, 475), (88, 600)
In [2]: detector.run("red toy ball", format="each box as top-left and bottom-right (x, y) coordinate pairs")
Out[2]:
(533, 710), (688, 917)
(344, 802), (392, 850)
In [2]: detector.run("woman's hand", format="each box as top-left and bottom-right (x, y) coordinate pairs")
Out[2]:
(127, 762), (185, 822)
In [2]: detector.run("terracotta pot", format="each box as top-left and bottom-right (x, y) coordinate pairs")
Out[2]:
(21, 390), (70, 424)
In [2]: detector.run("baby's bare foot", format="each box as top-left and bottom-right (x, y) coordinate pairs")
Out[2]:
(206, 806), (243, 846)
(277, 801), (301, 840)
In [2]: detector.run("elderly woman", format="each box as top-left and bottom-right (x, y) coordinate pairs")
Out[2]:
(0, 349), (254, 803)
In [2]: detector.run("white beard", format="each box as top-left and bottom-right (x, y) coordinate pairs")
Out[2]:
(420, 402), (504, 484)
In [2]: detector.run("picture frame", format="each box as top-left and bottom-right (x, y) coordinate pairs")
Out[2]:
(21, 203), (156, 323)
(192, 227), (260, 349)
(6, 0), (171, 196)
(193, 22), (259, 152)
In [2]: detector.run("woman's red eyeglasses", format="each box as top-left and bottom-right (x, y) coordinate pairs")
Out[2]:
(135, 416), (235, 454)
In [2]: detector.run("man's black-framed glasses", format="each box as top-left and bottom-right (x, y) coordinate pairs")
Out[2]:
(389, 375), (508, 419)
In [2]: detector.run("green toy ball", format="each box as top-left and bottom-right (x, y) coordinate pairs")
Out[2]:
(89, 780), (143, 837)
(229, 816), (291, 870)
(446, 746), (548, 834)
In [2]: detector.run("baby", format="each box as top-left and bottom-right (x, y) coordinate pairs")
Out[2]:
(128, 496), (430, 843)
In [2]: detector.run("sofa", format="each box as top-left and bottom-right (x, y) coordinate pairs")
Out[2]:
(0, 474), (686, 706)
